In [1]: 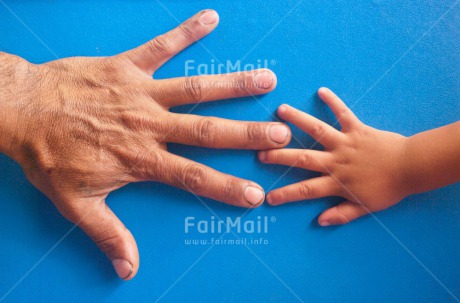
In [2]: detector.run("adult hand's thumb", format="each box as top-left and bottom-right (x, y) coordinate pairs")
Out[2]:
(64, 199), (139, 280)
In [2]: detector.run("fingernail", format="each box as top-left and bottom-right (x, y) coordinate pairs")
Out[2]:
(244, 185), (265, 206)
(258, 151), (267, 162)
(199, 10), (218, 25)
(277, 104), (288, 115)
(112, 259), (133, 280)
(254, 71), (274, 89)
(319, 220), (331, 227)
(269, 124), (289, 143)
(318, 87), (328, 94)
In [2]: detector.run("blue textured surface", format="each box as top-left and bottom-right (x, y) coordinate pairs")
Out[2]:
(1, 1), (459, 302)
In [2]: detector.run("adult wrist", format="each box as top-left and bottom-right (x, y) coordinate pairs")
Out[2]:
(0, 52), (34, 162)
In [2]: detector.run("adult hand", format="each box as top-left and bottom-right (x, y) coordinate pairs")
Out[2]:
(0, 10), (290, 279)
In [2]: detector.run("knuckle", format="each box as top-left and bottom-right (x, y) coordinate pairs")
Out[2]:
(149, 35), (171, 55)
(185, 76), (205, 102)
(312, 123), (325, 138)
(100, 58), (122, 76)
(246, 123), (266, 142)
(120, 113), (151, 132)
(336, 207), (351, 224)
(133, 151), (163, 180)
(336, 106), (349, 120)
(334, 155), (351, 166)
(222, 178), (239, 201)
(297, 152), (312, 168)
(231, 74), (248, 95)
(277, 189), (287, 202)
(95, 233), (125, 256)
(298, 183), (312, 198)
(180, 164), (208, 193)
(147, 150), (162, 168)
(179, 21), (196, 40)
(194, 117), (217, 145)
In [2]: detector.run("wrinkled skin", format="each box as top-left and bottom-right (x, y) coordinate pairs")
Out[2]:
(0, 10), (291, 279)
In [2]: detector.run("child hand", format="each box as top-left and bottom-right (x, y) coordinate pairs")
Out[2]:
(259, 88), (409, 226)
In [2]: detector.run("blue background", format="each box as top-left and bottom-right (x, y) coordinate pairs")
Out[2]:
(0, 1), (459, 302)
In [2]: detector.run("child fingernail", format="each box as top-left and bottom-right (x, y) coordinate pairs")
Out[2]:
(244, 185), (264, 206)
(258, 151), (267, 162)
(277, 105), (287, 115)
(199, 10), (218, 25)
(269, 124), (289, 143)
(319, 220), (331, 227)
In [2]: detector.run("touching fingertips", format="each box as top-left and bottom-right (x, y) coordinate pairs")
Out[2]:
(112, 259), (133, 280)
(199, 9), (219, 25)
(269, 124), (290, 144)
(243, 185), (265, 206)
